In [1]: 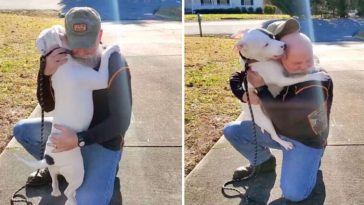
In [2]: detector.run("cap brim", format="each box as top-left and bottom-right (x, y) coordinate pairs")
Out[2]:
(67, 32), (98, 49)
(275, 18), (300, 40)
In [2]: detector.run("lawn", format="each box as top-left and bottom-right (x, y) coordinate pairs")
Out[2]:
(185, 36), (242, 175)
(0, 11), (61, 154)
(185, 14), (290, 22)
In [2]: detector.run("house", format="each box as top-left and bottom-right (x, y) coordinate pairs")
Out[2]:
(185, 0), (263, 13)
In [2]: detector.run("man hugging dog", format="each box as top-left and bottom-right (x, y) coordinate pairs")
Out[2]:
(13, 7), (132, 205)
(224, 18), (333, 202)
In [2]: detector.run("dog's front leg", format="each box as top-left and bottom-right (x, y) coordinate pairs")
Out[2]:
(270, 133), (294, 150)
(252, 106), (294, 150)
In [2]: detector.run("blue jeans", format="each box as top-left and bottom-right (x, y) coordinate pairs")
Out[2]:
(13, 117), (122, 205)
(223, 120), (324, 202)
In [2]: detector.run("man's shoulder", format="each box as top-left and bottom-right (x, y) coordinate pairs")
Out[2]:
(103, 46), (127, 73)
(291, 77), (333, 98)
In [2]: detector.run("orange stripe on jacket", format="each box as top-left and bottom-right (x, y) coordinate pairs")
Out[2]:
(108, 66), (130, 89)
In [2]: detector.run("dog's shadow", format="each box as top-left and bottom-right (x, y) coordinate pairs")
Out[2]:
(24, 176), (123, 205)
(222, 171), (277, 205)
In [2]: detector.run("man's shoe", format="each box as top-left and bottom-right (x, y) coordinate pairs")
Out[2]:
(26, 168), (52, 187)
(233, 156), (276, 180)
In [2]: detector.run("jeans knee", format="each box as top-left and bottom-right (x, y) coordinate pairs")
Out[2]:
(281, 185), (311, 202)
(77, 189), (110, 205)
(13, 119), (27, 140)
(223, 123), (235, 141)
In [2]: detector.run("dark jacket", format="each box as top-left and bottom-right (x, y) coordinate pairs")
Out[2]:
(230, 70), (333, 148)
(37, 50), (132, 151)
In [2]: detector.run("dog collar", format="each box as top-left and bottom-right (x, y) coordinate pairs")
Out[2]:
(239, 51), (259, 71)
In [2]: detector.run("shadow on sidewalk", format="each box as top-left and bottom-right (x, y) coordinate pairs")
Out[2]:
(222, 171), (277, 205)
(221, 170), (325, 205)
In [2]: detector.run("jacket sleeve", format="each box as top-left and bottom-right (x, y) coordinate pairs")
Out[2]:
(78, 52), (132, 145)
(36, 56), (55, 112)
(230, 70), (247, 103)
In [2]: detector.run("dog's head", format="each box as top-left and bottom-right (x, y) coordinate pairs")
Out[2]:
(36, 25), (69, 56)
(232, 29), (286, 62)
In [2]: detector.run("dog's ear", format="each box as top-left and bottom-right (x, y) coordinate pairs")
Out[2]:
(233, 41), (246, 53)
(231, 29), (249, 39)
(36, 35), (47, 55)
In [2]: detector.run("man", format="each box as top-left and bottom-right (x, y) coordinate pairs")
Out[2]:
(13, 7), (132, 204)
(224, 19), (333, 202)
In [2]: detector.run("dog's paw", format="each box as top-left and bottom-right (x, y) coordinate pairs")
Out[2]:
(65, 199), (77, 205)
(51, 190), (62, 197)
(280, 141), (294, 150)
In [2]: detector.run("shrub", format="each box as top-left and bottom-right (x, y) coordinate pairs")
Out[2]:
(255, 7), (263, 14)
(247, 7), (254, 13)
(264, 4), (277, 14)
(241, 7), (247, 13)
(195, 8), (241, 14)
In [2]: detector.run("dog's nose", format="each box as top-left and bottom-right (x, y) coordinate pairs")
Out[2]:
(282, 44), (287, 50)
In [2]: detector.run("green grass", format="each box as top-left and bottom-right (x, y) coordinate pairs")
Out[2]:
(184, 36), (242, 175)
(355, 30), (364, 40)
(155, 6), (182, 21)
(185, 13), (290, 22)
(0, 11), (62, 154)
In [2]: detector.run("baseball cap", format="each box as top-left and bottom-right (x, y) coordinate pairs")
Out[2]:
(267, 18), (300, 40)
(65, 7), (101, 49)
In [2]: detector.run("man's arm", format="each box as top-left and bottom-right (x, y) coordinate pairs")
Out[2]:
(230, 71), (247, 102)
(78, 52), (132, 145)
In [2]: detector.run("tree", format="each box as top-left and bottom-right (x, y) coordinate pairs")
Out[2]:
(311, 0), (325, 15)
(326, 0), (338, 17)
(358, 0), (364, 16)
(270, 0), (294, 15)
(271, 0), (311, 18)
(337, 0), (348, 17)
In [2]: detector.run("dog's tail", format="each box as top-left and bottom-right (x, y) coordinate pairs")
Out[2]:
(14, 154), (48, 169)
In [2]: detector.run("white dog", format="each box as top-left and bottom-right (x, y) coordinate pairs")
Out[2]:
(17, 25), (120, 205)
(233, 29), (328, 150)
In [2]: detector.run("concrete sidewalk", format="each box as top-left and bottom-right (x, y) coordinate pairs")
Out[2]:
(186, 42), (364, 205)
(0, 20), (182, 205)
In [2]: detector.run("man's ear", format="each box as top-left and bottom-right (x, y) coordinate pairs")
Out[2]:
(98, 29), (103, 43)
(231, 29), (248, 39)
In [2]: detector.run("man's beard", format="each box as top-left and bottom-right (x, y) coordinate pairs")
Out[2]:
(73, 48), (102, 69)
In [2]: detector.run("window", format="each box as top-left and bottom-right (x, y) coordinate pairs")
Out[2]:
(201, 0), (213, 4)
(217, 0), (230, 4)
(241, 0), (253, 5)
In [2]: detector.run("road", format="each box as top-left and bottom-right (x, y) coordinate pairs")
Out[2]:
(0, 0), (181, 20)
(185, 19), (266, 35)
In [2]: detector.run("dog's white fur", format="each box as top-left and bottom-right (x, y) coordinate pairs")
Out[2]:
(234, 29), (328, 150)
(17, 25), (120, 205)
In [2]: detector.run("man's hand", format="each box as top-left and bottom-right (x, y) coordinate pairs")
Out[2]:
(44, 48), (68, 76)
(242, 90), (261, 105)
(49, 124), (78, 153)
(247, 70), (265, 88)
